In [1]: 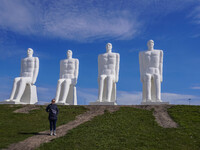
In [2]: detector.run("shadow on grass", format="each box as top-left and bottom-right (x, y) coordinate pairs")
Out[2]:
(18, 132), (49, 135)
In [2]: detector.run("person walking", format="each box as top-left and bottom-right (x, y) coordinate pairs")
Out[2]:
(46, 99), (59, 136)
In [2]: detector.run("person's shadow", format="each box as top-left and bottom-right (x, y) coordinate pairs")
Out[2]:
(18, 132), (49, 135)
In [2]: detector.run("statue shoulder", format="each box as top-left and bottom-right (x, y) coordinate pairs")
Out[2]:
(60, 59), (67, 62)
(60, 59), (65, 65)
(112, 52), (120, 56)
(75, 58), (79, 62)
(154, 49), (163, 52)
(139, 51), (146, 55)
(98, 53), (104, 58)
(34, 57), (39, 61)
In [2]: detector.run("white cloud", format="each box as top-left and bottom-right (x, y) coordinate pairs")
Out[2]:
(76, 88), (200, 105)
(117, 91), (200, 105)
(117, 91), (142, 105)
(188, 5), (200, 24)
(0, 0), (140, 42)
(190, 86), (200, 90)
(162, 93), (199, 105)
(37, 86), (56, 102)
(0, 0), (198, 42)
(77, 88), (98, 105)
(0, 83), (200, 105)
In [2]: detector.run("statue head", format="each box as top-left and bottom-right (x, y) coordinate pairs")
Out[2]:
(27, 48), (33, 57)
(106, 43), (112, 53)
(67, 50), (72, 59)
(147, 40), (154, 50)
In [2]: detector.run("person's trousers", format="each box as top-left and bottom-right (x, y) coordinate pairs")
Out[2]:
(49, 119), (57, 131)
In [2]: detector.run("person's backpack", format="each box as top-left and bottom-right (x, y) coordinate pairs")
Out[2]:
(50, 105), (57, 115)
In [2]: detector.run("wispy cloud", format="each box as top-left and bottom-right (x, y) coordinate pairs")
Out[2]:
(117, 91), (141, 105)
(0, 0), (198, 42)
(188, 5), (200, 24)
(77, 88), (98, 105)
(162, 93), (200, 105)
(190, 86), (200, 90)
(0, 83), (200, 105)
(77, 88), (200, 105)
(0, 76), (13, 101)
(118, 91), (200, 105)
(0, 0), (140, 42)
(37, 86), (56, 102)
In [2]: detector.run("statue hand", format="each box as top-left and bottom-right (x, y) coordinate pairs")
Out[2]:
(140, 77), (144, 82)
(72, 79), (77, 85)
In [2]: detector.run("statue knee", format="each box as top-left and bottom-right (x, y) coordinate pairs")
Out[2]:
(107, 76), (114, 83)
(14, 77), (20, 82)
(144, 74), (151, 81)
(58, 80), (63, 85)
(64, 79), (71, 84)
(154, 74), (160, 80)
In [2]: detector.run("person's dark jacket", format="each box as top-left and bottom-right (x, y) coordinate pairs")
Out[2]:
(46, 103), (59, 120)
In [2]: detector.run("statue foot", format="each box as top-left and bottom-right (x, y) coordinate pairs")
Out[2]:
(12, 99), (20, 102)
(146, 99), (152, 102)
(106, 100), (111, 102)
(58, 100), (65, 104)
(156, 99), (162, 102)
(96, 99), (102, 102)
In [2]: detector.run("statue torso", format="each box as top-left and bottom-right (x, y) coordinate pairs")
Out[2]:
(20, 57), (35, 77)
(99, 52), (118, 75)
(142, 50), (161, 74)
(60, 58), (76, 79)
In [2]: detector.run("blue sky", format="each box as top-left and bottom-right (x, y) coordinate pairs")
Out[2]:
(0, 0), (200, 105)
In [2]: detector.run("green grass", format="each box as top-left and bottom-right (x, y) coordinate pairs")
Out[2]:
(0, 104), (87, 149)
(38, 105), (200, 150)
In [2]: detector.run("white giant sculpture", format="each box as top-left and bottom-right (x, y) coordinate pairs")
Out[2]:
(90, 43), (120, 105)
(3, 48), (39, 104)
(139, 40), (168, 104)
(55, 50), (79, 105)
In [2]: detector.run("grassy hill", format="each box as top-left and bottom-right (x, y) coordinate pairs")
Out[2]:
(0, 104), (87, 149)
(38, 105), (200, 150)
(0, 105), (200, 150)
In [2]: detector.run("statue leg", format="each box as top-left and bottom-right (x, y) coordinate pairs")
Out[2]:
(59, 79), (71, 103)
(154, 74), (161, 102)
(106, 76), (114, 102)
(14, 78), (31, 101)
(144, 74), (151, 101)
(55, 79), (64, 102)
(10, 77), (21, 100)
(98, 75), (106, 102)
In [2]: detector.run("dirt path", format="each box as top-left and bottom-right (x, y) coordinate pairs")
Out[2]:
(133, 105), (178, 128)
(13, 105), (40, 113)
(6, 105), (177, 150)
(6, 106), (120, 150)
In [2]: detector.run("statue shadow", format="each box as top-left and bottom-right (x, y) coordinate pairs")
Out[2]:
(18, 132), (49, 135)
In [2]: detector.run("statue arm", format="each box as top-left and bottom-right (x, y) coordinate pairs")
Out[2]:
(59, 60), (63, 79)
(20, 59), (23, 77)
(32, 57), (39, 84)
(160, 50), (163, 82)
(115, 53), (120, 83)
(98, 55), (101, 80)
(139, 52), (144, 82)
(73, 59), (79, 85)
